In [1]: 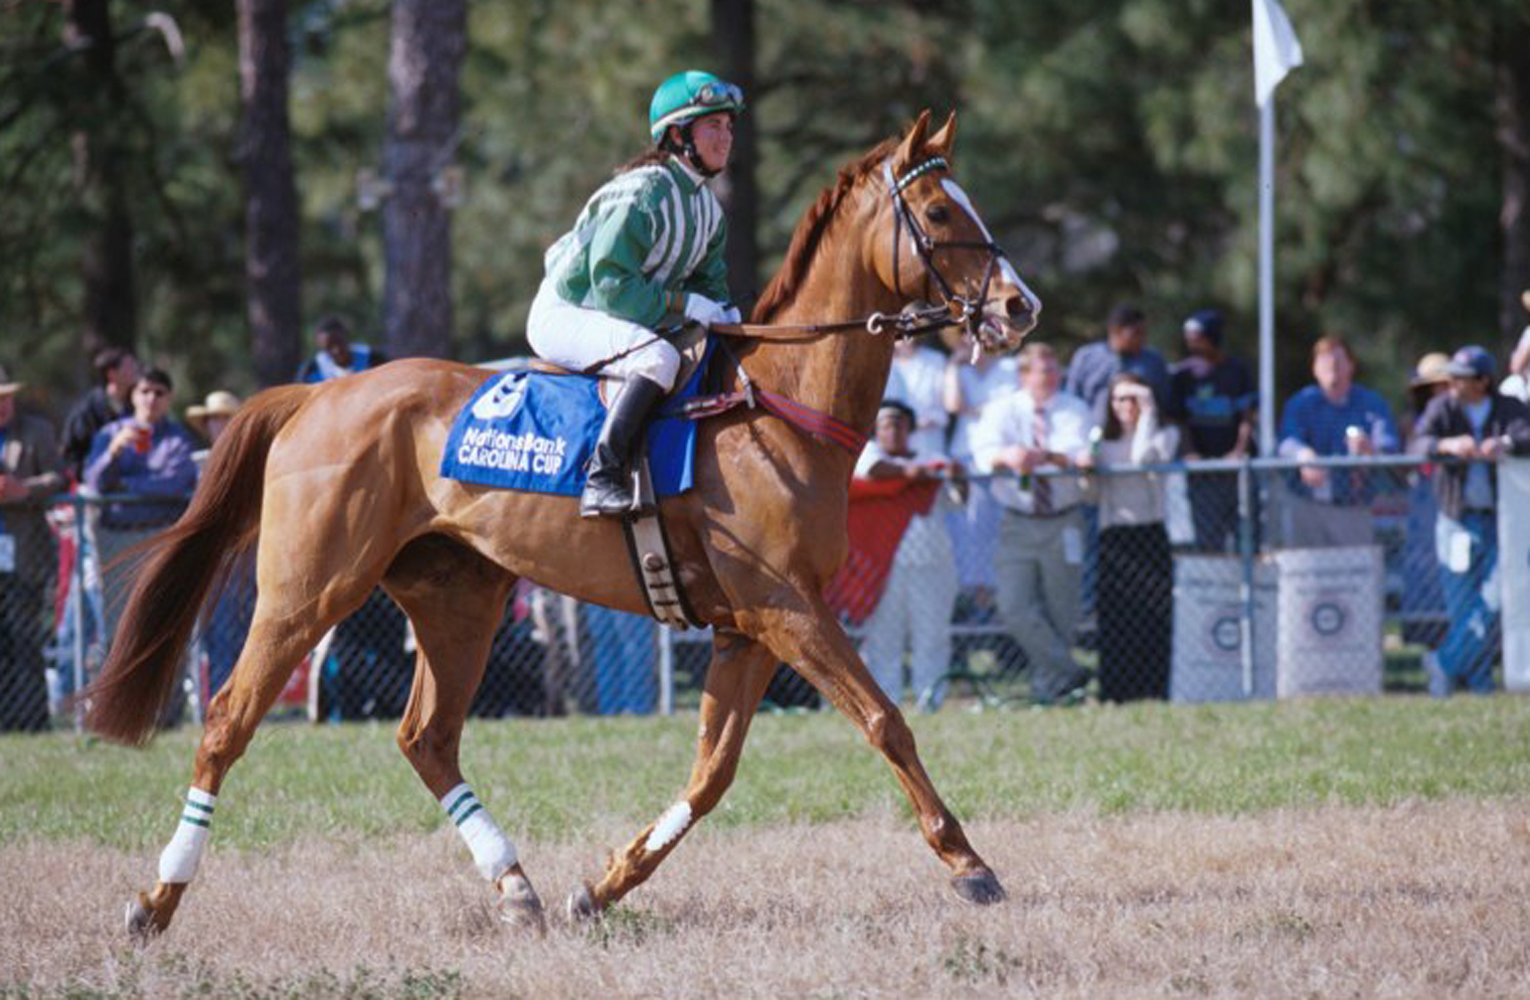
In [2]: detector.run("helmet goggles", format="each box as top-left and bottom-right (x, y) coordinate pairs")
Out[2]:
(692, 80), (744, 110)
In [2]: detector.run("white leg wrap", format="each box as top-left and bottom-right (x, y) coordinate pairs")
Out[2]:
(645, 801), (692, 852)
(157, 787), (216, 884)
(441, 783), (518, 882)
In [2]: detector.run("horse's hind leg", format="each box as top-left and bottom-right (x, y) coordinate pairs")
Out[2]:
(569, 630), (777, 918)
(382, 536), (546, 932)
(126, 602), (355, 939)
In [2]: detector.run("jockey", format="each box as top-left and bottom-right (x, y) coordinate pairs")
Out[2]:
(528, 70), (744, 518)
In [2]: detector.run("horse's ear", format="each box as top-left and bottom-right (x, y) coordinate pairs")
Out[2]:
(896, 110), (933, 168)
(927, 111), (957, 158)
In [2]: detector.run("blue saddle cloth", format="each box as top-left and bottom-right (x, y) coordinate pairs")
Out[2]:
(439, 340), (713, 497)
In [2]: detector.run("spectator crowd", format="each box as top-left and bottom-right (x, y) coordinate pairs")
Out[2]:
(5, 293), (1530, 732)
(834, 294), (1530, 710)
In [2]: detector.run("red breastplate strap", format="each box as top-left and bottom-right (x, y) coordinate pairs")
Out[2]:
(677, 389), (868, 454)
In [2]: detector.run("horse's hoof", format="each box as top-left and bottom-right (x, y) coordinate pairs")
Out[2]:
(496, 875), (548, 936)
(125, 893), (159, 943)
(952, 870), (1007, 906)
(566, 882), (601, 923)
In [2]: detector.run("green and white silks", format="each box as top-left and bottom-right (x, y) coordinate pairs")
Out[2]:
(543, 157), (730, 328)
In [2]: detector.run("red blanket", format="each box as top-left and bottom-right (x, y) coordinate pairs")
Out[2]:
(823, 477), (939, 625)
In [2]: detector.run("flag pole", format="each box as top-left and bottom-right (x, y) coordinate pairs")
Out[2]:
(1258, 97), (1276, 457)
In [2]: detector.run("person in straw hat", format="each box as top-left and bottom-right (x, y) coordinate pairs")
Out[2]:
(186, 390), (242, 450)
(0, 363), (66, 730)
(185, 389), (250, 700)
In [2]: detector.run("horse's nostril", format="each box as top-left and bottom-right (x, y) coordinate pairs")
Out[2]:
(1006, 297), (1031, 320)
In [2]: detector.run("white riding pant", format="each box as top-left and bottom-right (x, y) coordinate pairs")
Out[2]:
(527, 278), (681, 391)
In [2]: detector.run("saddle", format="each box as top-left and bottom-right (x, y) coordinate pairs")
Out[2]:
(518, 323), (712, 632)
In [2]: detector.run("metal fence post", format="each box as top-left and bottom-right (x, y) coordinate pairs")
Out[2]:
(1237, 459), (1257, 698)
(658, 622), (675, 715)
(70, 493), (87, 733)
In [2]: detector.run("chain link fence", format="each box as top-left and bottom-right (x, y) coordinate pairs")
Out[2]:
(0, 455), (1513, 734)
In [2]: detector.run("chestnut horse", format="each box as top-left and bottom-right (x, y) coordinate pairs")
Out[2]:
(87, 111), (1039, 936)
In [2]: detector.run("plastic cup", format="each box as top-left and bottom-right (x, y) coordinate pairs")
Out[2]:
(133, 423), (152, 455)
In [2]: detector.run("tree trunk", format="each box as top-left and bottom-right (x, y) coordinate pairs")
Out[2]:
(64, 0), (136, 359)
(712, 0), (759, 307)
(238, 0), (304, 387)
(382, 0), (465, 360)
(1495, 10), (1530, 346)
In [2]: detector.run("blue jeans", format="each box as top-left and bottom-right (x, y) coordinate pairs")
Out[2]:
(1435, 512), (1499, 693)
(50, 524), (105, 702)
(585, 604), (656, 715)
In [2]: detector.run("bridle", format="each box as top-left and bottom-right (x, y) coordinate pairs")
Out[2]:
(711, 155), (1014, 344)
(879, 156), (1009, 343)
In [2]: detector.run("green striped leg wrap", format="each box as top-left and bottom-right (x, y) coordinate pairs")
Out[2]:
(440, 783), (518, 882)
(158, 787), (216, 884)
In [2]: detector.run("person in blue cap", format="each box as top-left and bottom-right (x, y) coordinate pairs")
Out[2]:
(1168, 308), (1257, 552)
(1410, 344), (1530, 696)
(527, 70), (745, 518)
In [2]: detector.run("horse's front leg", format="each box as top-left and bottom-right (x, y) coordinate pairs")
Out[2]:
(569, 630), (776, 919)
(739, 592), (1005, 905)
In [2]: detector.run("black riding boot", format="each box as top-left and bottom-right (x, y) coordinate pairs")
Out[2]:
(580, 375), (666, 519)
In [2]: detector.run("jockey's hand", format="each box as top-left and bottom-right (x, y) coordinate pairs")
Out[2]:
(719, 304), (742, 324)
(683, 293), (735, 328)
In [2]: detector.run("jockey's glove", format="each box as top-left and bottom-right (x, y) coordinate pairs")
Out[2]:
(683, 293), (739, 328)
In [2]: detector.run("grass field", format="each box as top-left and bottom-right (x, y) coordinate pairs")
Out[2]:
(2, 695), (1529, 998)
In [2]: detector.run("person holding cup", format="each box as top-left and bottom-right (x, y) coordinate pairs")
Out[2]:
(1274, 335), (1400, 548)
(83, 367), (200, 656)
(84, 366), (199, 530)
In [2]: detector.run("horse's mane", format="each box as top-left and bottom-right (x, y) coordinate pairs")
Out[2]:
(751, 134), (902, 322)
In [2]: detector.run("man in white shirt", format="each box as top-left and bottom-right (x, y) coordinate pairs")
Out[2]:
(970, 343), (1097, 704)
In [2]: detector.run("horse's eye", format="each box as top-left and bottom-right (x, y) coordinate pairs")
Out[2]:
(924, 204), (951, 225)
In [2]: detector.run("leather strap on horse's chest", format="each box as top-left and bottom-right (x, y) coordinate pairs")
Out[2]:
(678, 388), (869, 454)
(621, 461), (705, 630)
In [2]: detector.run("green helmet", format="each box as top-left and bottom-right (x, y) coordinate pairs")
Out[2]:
(648, 70), (744, 145)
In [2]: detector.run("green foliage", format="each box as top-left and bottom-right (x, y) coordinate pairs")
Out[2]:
(0, 0), (1519, 417)
(1, 696), (1527, 850)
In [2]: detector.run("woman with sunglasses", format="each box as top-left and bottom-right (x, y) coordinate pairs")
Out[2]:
(1078, 371), (1180, 702)
(528, 70), (745, 518)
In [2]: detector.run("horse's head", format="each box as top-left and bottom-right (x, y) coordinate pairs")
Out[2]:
(872, 110), (1041, 355)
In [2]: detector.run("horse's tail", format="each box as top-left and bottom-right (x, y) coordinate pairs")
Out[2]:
(84, 384), (313, 746)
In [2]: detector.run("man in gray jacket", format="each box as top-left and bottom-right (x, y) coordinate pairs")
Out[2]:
(0, 364), (67, 730)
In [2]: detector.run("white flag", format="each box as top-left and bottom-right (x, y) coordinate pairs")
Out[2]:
(1252, 0), (1304, 107)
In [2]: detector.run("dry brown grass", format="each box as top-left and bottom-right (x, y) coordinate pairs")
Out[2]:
(4, 800), (1529, 998)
